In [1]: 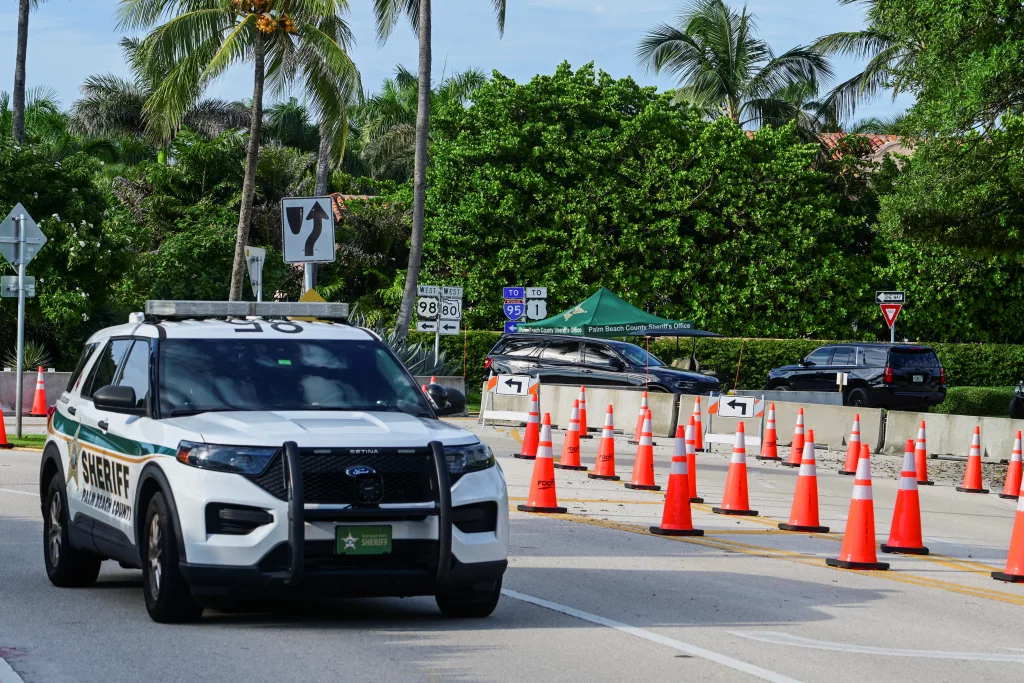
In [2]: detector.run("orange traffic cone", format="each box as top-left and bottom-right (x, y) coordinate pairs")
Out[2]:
(992, 480), (1024, 583)
(589, 405), (619, 481)
(692, 397), (704, 451)
(0, 406), (13, 449)
(686, 416), (703, 503)
(625, 409), (660, 491)
(784, 408), (805, 468)
(779, 429), (829, 533)
(915, 420), (934, 485)
(430, 375), (438, 384)
(515, 393), (541, 459)
(1000, 431), (1023, 500)
(826, 443), (889, 570)
(839, 413), (860, 475)
(29, 366), (47, 417)
(881, 439), (929, 555)
(517, 414), (567, 514)
(712, 423), (758, 516)
(629, 392), (648, 445)
(556, 400), (587, 471)
(651, 425), (704, 537)
(577, 386), (592, 438)
(957, 426), (989, 494)
(756, 403), (780, 461)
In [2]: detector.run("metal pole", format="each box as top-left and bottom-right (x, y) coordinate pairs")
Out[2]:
(14, 215), (26, 439)
(891, 321), (895, 344)
(303, 262), (314, 295)
(256, 257), (263, 302)
(434, 329), (440, 365)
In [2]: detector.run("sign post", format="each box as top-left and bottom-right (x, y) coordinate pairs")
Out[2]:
(281, 196), (336, 295)
(0, 204), (46, 438)
(875, 291), (906, 343)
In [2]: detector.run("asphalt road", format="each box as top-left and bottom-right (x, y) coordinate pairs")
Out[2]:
(3, 418), (1024, 683)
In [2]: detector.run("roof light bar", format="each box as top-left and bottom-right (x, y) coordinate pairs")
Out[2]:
(144, 300), (349, 321)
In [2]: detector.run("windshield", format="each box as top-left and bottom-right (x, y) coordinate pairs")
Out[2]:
(157, 338), (434, 418)
(614, 342), (665, 368)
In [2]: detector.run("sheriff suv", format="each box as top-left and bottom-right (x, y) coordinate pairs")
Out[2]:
(40, 300), (508, 623)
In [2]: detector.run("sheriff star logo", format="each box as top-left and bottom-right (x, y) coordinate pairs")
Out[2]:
(562, 305), (586, 321)
(67, 439), (81, 487)
(342, 532), (358, 550)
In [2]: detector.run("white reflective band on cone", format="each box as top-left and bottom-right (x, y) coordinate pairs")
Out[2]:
(670, 460), (689, 475)
(537, 424), (553, 459)
(899, 475), (919, 490)
(852, 485), (873, 500)
(1017, 497), (1024, 513)
(902, 452), (916, 471)
(855, 457), (871, 480)
(798, 464), (817, 477)
(602, 427), (614, 438)
(731, 450), (747, 464)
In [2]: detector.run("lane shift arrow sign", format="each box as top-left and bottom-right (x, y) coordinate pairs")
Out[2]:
(304, 202), (330, 257)
(504, 377), (523, 393)
(727, 399), (748, 415)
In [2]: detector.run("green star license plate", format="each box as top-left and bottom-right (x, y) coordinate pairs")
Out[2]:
(335, 525), (392, 555)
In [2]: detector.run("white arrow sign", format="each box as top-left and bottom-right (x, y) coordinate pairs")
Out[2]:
(281, 196), (336, 264)
(439, 320), (461, 335)
(496, 374), (531, 396)
(416, 321), (438, 333)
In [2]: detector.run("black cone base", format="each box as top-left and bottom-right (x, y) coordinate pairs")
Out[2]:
(517, 504), (567, 514)
(627, 440), (639, 445)
(778, 523), (830, 533)
(650, 526), (705, 536)
(0, 444), (13, 449)
(579, 434), (593, 439)
(956, 486), (989, 494)
(513, 454), (536, 460)
(1000, 493), (1019, 500)
(838, 470), (856, 476)
(826, 558), (889, 570)
(756, 455), (782, 461)
(554, 463), (588, 471)
(881, 544), (929, 555)
(690, 497), (705, 504)
(712, 507), (758, 516)
(992, 571), (1024, 583)
(781, 462), (800, 468)
(588, 473), (620, 481)
(918, 480), (935, 486)
(625, 483), (661, 491)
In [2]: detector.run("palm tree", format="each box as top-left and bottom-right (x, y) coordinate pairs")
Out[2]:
(12, 0), (46, 145)
(812, 1), (917, 122)
(373, 0), (507, 339)
(358, 65), (486, 181)
(118, 0), (361, 301)
(73, 38), (250, 163)
(637, 0), (833, 129)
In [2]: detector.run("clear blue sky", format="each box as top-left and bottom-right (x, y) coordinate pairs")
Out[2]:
(0, 0), (911, 125)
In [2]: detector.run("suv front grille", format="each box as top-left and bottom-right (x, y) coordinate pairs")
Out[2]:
(246, 448), (436, 505)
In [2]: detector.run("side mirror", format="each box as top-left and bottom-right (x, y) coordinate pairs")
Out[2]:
(426, 383), (449, 408)
(434, 388), (467, 417)
(800, 359), (813, 367)
(92, 385), (143, 414)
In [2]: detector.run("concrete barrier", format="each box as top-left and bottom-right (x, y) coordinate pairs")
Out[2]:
(0, 370), (70, 412)
(735, 390), (842, 406)
(883, 410), (1024, 462)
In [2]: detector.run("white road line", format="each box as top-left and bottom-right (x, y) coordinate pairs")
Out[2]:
(731, 631), (1024, 663)
(502, 589), (800, 683)
(0, 488), (35, 497)
(0, 657), (26, 683)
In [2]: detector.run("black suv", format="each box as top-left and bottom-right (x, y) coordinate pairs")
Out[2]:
(484, 334), (721, 394)
(765, 343), (946, 410)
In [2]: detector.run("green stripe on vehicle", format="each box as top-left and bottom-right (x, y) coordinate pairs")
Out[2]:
(52, 409), (176, 457)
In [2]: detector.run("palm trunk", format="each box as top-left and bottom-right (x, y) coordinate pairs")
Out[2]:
(12, 0), (31, 145)
(394, 0), (431, 340)
(228, 31), (266, 301)
(314, 122), (332, 195)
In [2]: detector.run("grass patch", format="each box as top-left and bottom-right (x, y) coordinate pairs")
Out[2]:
(3, 433), (47, 449)
(930, 386), (1015, 417)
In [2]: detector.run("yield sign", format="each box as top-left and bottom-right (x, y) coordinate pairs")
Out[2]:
(880, 303), (902, 328)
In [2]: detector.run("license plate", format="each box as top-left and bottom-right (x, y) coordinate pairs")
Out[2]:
(335, 525), (392, 555)
(912, 374), (924, 383)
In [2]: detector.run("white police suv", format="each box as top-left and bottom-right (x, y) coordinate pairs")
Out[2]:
(40, 301), (508, 622)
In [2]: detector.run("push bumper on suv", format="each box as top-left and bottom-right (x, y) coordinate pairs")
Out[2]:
(178, 441), (507, 599)
(872, 387), (946, 408)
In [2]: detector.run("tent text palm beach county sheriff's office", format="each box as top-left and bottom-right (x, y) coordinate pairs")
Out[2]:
(516, 287), (694, 337)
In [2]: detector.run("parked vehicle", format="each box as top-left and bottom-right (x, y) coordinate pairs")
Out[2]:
(1010, 382), (1024, 419)
(484, 333), (720, 394)
(765, 343), (946, 410)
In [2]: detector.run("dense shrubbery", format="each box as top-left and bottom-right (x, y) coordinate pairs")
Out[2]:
(931, 387), (1016, 418)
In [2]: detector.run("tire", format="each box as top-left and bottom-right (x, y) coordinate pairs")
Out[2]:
(771, 383), (790, 392)
(1011, 396), (1024, 420)
(43, 476), (102, 587)
(436, 577), (502, 618)
(847, 388), (871, 408)
(141, 492), (203, 623)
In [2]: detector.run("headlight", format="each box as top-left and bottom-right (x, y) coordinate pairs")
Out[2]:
(444, 442), (495, 475)
(675, 379), (698, 391)
(176, 441), (278, 475)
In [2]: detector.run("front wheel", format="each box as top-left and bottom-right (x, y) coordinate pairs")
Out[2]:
(43, 476), (102, 587)
(847, 387), (871, 408)
(436, 578), (502, 618)
(141, 492), (203, 623)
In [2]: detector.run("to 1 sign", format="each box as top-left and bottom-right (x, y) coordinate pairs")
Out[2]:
(417, 297), (439, 319)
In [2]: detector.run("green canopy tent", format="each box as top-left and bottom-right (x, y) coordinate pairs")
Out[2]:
(517, 287), (696, 337)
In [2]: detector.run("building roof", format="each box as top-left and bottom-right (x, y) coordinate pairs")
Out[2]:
(329, 193), (376, 222)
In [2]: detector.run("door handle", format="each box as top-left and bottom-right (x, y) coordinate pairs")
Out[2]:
(97, 420), (109, 431)
(67, 406), (77, 416)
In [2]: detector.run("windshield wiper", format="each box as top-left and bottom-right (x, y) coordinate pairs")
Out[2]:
(166, 407), (244, 417)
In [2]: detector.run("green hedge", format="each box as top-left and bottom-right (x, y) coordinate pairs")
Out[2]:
(405, 331), (1024, 392)
(930, 387), (1015, 417)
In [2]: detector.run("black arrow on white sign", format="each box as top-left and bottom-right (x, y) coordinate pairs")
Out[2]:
(727, 399), (748, 415)
(504, 377), (523, 393)
(304, 201), (330, 256)
(441, 321), (458, 332)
